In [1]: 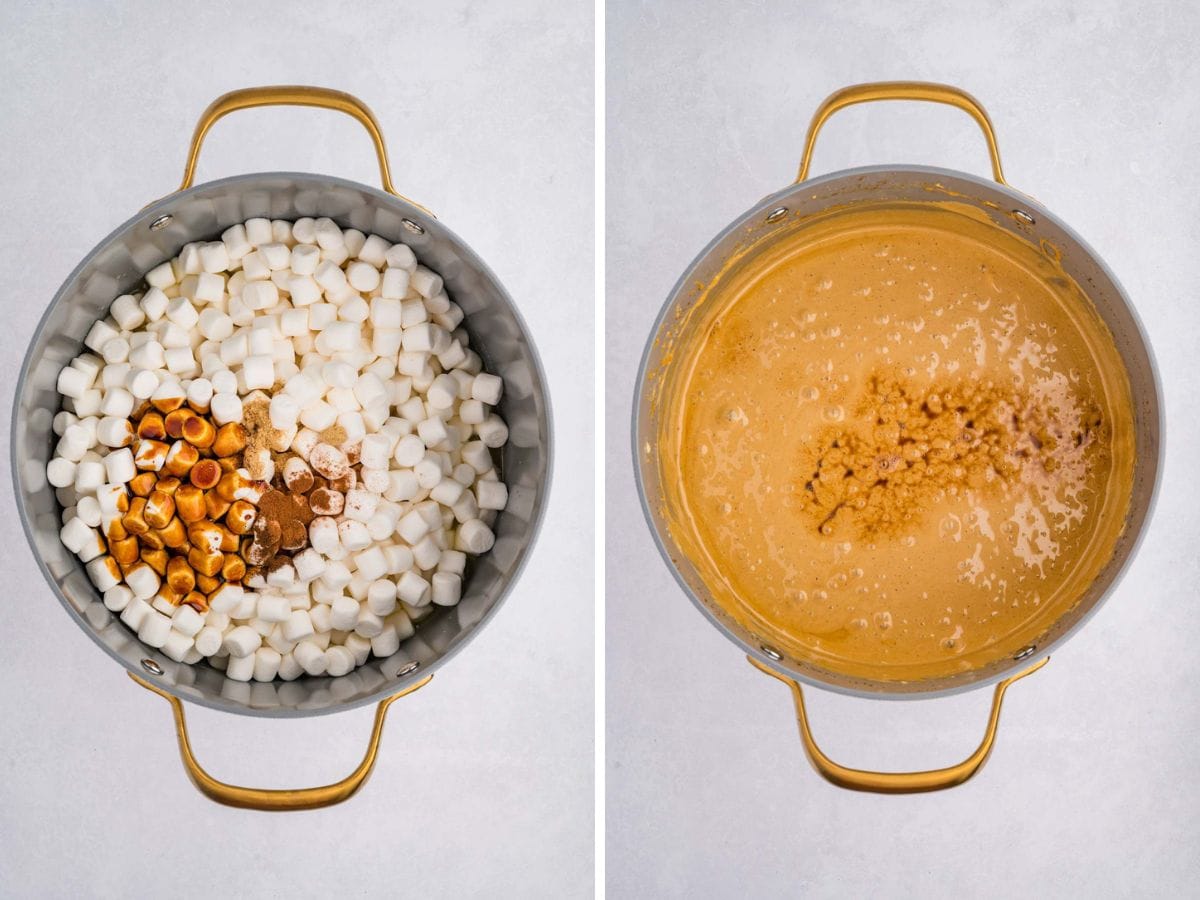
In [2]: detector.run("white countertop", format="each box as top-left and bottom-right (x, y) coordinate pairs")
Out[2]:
(606, 1), (1200, 897)
(0, 1), (593, 897)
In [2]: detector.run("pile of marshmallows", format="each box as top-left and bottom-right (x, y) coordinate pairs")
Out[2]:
(49, 215), (509, 682)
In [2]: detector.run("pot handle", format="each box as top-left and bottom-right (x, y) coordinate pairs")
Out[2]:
(796, 81), (1007, 186)
(129, 671), (432, 811)
(747, 655), (1047, 793)
(177, 85), (434, 216)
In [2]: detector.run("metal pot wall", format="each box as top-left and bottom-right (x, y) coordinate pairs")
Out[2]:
(12, 87), (552, 810)
(633, 82), (1161, 793)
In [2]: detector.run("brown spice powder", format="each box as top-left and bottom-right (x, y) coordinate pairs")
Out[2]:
(318, 424), (347, 445)
(242, 395), (282, 480)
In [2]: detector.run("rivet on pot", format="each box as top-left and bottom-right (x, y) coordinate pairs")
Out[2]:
(1013, 644), (1037, 660)
(397, 660), (421, 676)
(759, 644), (783, 662)
(1012, 209), (1036, 226)
(401, 218), (425, 236)
(149, 214), (173, 232)
(766, 207), (789, 223)
(141, 658), (165, 675)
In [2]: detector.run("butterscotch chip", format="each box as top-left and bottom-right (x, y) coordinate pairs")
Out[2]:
(164, 408), (197, 439)
(144, 490), (175, 529)
(151, 391), (185, 414)
(163, 440), (199, 477)
(111, 536), (139, 566)
(183, 591), (209, 613)
(154, 475), (181, 495)
(226, 500), (257, 535)
(137, 413), (166, 441)
(182, 415), (216, 449)
(167, 556), (195, 594)
(122, 497), (149, 534)
(156, 583), (182, 605)
(175, 485), (206, 523)
(211, 422), (248, 458)
(195, 574), (219, 595)
(205, 492), (232, 521)
(142, 548), (169, 576)
(156, 517), (187, 549)
(188, 547), (223, 577)
(106, 518), (128, 542)
(129, 472), (157, 497)
(189, 459), (221, 490)
(221, 554), (246, 583)
(139, 529), (166, 550)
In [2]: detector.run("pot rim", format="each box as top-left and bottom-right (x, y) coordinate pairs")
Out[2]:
(13, 169), (555, 718)
(632, 162), (1164, 700)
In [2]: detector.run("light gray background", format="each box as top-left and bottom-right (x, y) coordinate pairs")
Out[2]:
(608, 1), (1198, 897)
(0, 2), (593, 897)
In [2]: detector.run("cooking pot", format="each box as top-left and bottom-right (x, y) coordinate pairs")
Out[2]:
(12, 86), (552, 809)
(634, 82), (1161, 793)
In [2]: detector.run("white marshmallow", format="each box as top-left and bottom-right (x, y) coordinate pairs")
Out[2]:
(165, 296), (199, 328)
(346, 260), (381, 292)
(478, 415), (509, 448)
(252, 647), (282, 682)
(397, 571), (431, 606)
(55, 365), (90, 399)
(75, 495), (102, 528)
(226, 653), (255, 682)
(47, 457), (77, 488)
(457, 518), (495, 554)
(172, 604), (205, 638)
(198, 241), (230, 273)
(243, 280), (279, 311)
(268, 393), (299, 430)
(476, 480), (508, 511)
(224, 625), (262, 658)
(209, 583), (244, 614)
(337, 519), (371, 551)
(241, 355), (275, 390)
(210, 392), (243, 425)
(103, 447), (136, 484)
(138, 609), (172, 648)
(298, 399), (336, 431)
(125, 563), (161, 600)
(295, 639), (328, 676)
(111, 294), (145, 330)
(103, 584), (133, 612)
(140, 287), (169, 322)
(164, 346), (198, 377)
(84, 319), (120, 354)
(194, 626), (223, 657)
(431, 572), (462, 607)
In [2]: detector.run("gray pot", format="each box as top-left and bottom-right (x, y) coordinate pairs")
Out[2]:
(11, 88), (552, 808)
(632, 83), (1161, 792)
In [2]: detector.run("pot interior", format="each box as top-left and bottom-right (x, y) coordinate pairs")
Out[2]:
(13, 172), (551, 716)
(636, 166), (1159, 697)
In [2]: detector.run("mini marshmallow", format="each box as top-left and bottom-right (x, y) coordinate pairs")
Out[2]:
(258, 242), (290, 270)
(338, 519), (371, 551)
(111, 294), (145, 330)
(100, 387), (135, 419)
(397, 508), (431, 545)
(138, 609), (172, 648)
(354, 607), (385, 639)
(172, 604), (205, 638)
(478, 415), (509, 448)
(194, 271), (225, 304)
(325, 645), (356, 677)
(72, 390), (103, 418)
(120, 597), (152, 631)
(347, 260), (381, 292)
(252, 647), (283, 682)
(338, 295), (370, 323)
(314, 259), (348, 294)
(414, 456), (443, 488)
(299, 400), (337, 431)
(397, 570), (431, 606)
(321, 320), (360, 352)
(476, 480), (508, 511)
(226, 653), (255, 682)
(199, 241), (230, 273)
(266, 564), (297, 589)
(224, 625), (262, 658)
(268, 393), (299, 430)
(429, 479), (465, 507)
(165, 296), (200, 328)
(241, 355), (275, 390)
(412, 535), (441, 571)
(84, 319), (120, 354)
(128, 339), (165, 371)
(431, 572), (462, 607)
(294, 639), (328, 676)
(457, 518), (495, 554)
(209, 583), (244, 614)
(101, 337), (130, 365)
(73, 460), (105, 493)
(103, 584), (133, 612)
(194, 626), (223, 657)
(75, 495), (102, 528)
(439, 549), (467, 576)
(103, 447), (136, 484)
(47, 458), (77, 488)
(56, 365), (90, 400)
(141, 287), (169, 322)
(164, 346), (198, 377)
(210, 392), (243, 425)
(125, 563), (161, 600)
(243, 280), (279, 310)
(198, 308), (234, 341)
(127, 368), (160, 400)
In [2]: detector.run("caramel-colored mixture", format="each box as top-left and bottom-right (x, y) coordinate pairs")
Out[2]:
(666, 203), (1135, 681)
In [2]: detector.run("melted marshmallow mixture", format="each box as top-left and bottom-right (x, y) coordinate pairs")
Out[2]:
(668, 204), (1135, 680)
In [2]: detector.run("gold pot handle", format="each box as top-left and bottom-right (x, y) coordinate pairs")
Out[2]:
(747, 655), (1047, 793)
(177, 85), (433, 216)
(129, 671), (432, 811)
(796, 81), (1007, 186)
